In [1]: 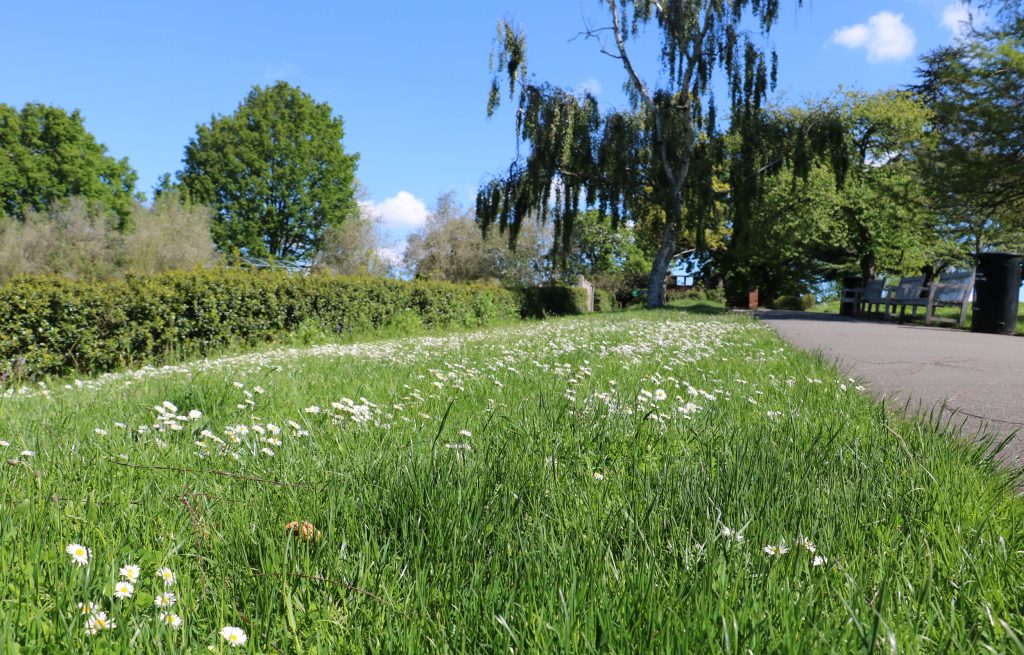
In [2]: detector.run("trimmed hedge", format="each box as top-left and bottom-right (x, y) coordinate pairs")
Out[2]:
(594, 289), (616, 312)
(0, 270), (595, 380)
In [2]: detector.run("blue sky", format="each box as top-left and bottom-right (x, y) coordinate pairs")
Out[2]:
(0, 1), (981, 248)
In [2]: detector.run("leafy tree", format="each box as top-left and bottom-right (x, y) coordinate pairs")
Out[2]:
(176, 82), (359, 259)
(313, 209), (392, 276)
(0, 103), (137, 224)
(916, 12), (1024, 253)
(479, 1), (799, 307)
(405, 193), (551, 286)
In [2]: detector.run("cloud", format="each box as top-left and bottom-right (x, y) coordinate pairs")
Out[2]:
(832, 12), (916, 62)
(575, 78), (602, 96)
(941, 2), (984, 38)
(376, 245), (405, 266)
(360, 191), (429, 229)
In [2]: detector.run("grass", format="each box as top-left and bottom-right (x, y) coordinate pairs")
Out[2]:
(1, 307), (1023, 653)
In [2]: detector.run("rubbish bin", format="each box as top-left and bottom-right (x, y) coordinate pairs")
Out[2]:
(972, 252), (1022, 335)
(839, 276), (862, 317)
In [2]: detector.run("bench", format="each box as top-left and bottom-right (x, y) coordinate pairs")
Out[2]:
(882, 275), (926, 321)
(841, 279), (888, 316)
(887, 270), (975, 327)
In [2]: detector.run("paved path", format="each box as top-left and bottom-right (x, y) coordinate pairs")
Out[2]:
(757, 310), (1024, 466)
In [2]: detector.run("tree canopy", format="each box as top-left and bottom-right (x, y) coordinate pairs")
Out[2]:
(0, 103), (137, 224)
(480, 0), (801, 307)
(176, 82), (360, 260)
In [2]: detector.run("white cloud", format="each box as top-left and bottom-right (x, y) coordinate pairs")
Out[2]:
(832, 12), (916, 63)
(360, 191), (428, 229)
(376, 245), (405, 267)
(941, 2), (984, 38)
(575, 78), (602, 96)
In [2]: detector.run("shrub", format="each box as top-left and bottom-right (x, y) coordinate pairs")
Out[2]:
(770, 294), (816, 311)
(594, 288), (616, 312)
(516, 285), (591, 318)
(0, 271), (596, 381)
(121, 192), (219, 275)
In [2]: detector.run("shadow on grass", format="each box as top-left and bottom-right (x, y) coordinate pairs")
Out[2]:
(659, 301), (729, 315)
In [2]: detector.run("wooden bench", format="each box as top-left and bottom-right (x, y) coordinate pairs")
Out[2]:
(887, 270), (975, 326)
(847, 279), (887, 316)
(882, 275), (926, 321)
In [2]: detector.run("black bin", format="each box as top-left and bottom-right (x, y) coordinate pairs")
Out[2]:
(972, 252), (1022, 335)
(839, 276), (862, 316)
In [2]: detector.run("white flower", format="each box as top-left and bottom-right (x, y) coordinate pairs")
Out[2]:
(78, 601), (98, 615)
(654, 389), (667, 401)
(592, 471), (604, 481)
(85, 611), (115, 635)
(763, 543), (789, 556)
(160, 612), (183, 629)
(221, 626), (248, 647)
(812, 555), (828, 567)
(20, 450), (34, 457)
(459, 429), (472, 438)
(65, 543), (90, 566)
(156, 567), (176, 586)
(721, 526), (745, 543)
(118, 564), (141, 581)
(94, 428), (108, 436)
(154, 592), (177, 608)
(114, 581), (134, 599)
(188, 409), (203, 420)
(260, 447), (275, 457)
(0, 440), (9, 447)
(796, 535), (817, 553)
(304, 405), (321, 414)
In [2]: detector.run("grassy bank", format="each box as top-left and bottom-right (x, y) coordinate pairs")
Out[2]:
(1, 308), (1021, 653)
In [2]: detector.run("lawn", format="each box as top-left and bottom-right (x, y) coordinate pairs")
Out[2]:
(1, 308), (1022, 653)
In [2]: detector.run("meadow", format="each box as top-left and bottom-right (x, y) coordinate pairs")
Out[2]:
(1, 307), (1022, 653)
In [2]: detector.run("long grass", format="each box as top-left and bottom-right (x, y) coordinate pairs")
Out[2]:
(1, 308), (1022, 653)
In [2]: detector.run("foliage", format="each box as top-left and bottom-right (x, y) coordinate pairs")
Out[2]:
(517, 285), (591, 318)
(175, 82), (360, 259)
(2, 311), (1023, 652)
(0, 102), (137, 223)
(405, 193), (552, 286)
(479, 0), (800, 307)
(769, 293), (817, 310)
(593, 288), (616, 312)
(916, 13), (1024, 252)
(313, 207), (392, 277)
(0, 270), (598, 381)
(0, 195), (218, 283)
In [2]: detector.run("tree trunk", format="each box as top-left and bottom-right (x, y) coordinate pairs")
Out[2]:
(647, 204), (681, 309)
(859, 252), (876, 282)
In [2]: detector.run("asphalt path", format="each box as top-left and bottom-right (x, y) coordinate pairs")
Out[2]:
(757, 310), (1024, 466)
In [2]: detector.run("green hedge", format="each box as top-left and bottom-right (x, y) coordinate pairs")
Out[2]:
(0, 271), (508, 380)
(593, 289), (616, 312)
(0, 271), (598, 381)
(517, 286), (591, 318)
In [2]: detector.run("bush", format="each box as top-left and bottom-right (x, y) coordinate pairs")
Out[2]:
(594, 288), (616, 312)
(770, 294), (817, 311)
(0, 271), (598, 381)
(516, 285), (591, 318)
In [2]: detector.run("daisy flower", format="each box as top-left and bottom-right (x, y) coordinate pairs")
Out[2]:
(160, 612), (183, 629)
(156, 567), (176, 586)
(119, 564), (141, 583)
(78, 601), (99, 615)
(763, 543), (789, 556)
(220, 626), (248, 647)
(113, 581), (134, 599)
(154, 592), (177, 608)
(796, 535), (817, 552)
(812, 555), (829, 567)
(85, 611), (116, 635)
(592, 471), (605, 481)
(65, 543), (90, 566)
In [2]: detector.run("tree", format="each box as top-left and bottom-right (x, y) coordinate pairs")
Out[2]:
(176, 82), (359, 259)
(0, 103), (137, 224)
(916, 12), (1024, 253)
(479, 1), (798, 307)
(313, 209), (392, 276)
(405, 192), (551, 286)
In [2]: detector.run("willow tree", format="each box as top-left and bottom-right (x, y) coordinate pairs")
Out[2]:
(478, 1), (799, 307)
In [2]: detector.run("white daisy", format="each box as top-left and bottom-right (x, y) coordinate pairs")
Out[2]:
(156, 567), (176, 586)
(160, 612), (183, 629)
(220, 626), (248, 647)
(154, 592), (177, 608)
(114, 581), (134, 599)
(65, 543), (90, 566)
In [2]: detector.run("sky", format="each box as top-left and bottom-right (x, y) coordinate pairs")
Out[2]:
(0, 0), (984, 251)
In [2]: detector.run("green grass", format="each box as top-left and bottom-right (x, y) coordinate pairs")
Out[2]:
(1, 308), (1022, 653)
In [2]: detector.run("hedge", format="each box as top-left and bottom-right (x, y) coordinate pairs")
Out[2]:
(0, 270), (591, 380)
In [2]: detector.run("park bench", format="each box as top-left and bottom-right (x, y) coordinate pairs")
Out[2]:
(850, 279), (887, 316)
(882, 275), (926, 321)
(887, 270), (975, 327)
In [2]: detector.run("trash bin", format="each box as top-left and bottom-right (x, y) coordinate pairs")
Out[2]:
(839, 276), (862, 316)
(972, 252), (1022, 335)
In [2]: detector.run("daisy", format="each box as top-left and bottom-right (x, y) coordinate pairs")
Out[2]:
(592, 471), (605, 481)
(459, 429), (472, 437)
(156, 567), (176, 586)
(654, 389), (667, 401)
(220, 626), (248, 647)
(154, 592), (177, 608)
(65, 543), (90, 566)
(796, 535), (817, 553)
(78, 601), (99, 615)
(160, 612), (183, 629)
(113, 581), (134, 599)
(85, 611), (115, 635)
(812, 555), (828, 567)
(763, 543), (789, 556)
(304, 405), (321, 414)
